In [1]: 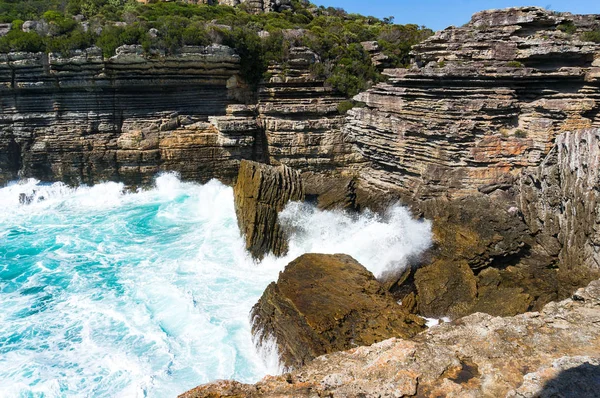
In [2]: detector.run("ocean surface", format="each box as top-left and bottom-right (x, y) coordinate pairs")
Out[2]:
(0, 173), (432, 397)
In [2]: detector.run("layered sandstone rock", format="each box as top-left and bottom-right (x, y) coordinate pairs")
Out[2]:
(258, 47), (363, 172)
(233, 160), (304, 259)
(0, 45), (259, 185)
(181, 278), (600, 397)
(345, 6), (600, 201)
(345, 7), (600, 321)
(250, 253), (425, 370)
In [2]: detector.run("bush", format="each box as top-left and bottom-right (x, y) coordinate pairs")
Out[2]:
(581, 30), (600, 43)
(0, 0), (435, 98)
(557, 21), (577, 35)
(0, 29), (44, 52)
(506, 61), (524, 67)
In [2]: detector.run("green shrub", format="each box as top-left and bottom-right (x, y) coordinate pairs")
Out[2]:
(0, 29), (44, 52)
(581, 30), (600, 43)
(557, 21), (577, 35)
(338, 100), (360, 114)
(11, 19), (24, 30)
(506, 61), (524, 67)
(0, 0), (435, 98)
(182, 22), (211, 46)
(96, 25), (124, 57)
(514, 129), (527, 138)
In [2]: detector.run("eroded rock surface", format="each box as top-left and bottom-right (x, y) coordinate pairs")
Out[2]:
(0, 45), (259, 186)
(345, 6), (600, 201)
(234, 160), (304, 259)
(181, 279), (600, 398)
(250, 253), (425, 370)
(520, 128), (600, 295)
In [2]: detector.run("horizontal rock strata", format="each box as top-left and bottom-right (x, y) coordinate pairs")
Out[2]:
(181, 278), (600, 397)
(0, 45), (259, 185)
(258, 47), (363, 172)
(345, 6), (600, 201)
(250, 253), (425, 370)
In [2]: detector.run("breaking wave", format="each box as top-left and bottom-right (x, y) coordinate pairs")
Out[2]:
(0, 173), (431, 397)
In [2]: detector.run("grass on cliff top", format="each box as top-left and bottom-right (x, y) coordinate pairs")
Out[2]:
(0, 0), (432, 97)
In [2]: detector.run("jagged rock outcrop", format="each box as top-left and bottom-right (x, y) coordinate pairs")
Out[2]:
(406, 194), (556, 319)
(250, 253), (425, 370)
(520, 128), (600, 294)
(345, 7), (600, 321)
(181, 278), (600, 397)
(0, 45), (260, 185)
(345, 6), (600, 201)
(233, 160), (304, 259)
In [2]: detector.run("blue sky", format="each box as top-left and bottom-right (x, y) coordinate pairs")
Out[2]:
(312, 0), (600, 31)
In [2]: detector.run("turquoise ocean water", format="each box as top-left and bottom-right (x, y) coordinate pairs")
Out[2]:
(0, 173), (431, 397)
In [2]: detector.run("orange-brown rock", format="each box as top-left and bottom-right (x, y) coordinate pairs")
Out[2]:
(345, 7), (600, 201)
(250, 253), (425, 370)
(181, 278), (600, 398)
(233, 160), (304, 260)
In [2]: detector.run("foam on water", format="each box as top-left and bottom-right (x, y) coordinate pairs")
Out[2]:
(0, 173), (432, 397)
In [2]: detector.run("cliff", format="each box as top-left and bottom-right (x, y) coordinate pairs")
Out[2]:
(0, 44), (258, 186)
(343, 7), (600, 321)
(345, 7), (600, 201)
(2, 4), (600, 330)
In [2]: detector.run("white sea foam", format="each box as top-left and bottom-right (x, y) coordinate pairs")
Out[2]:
(0, 173), (432, 397)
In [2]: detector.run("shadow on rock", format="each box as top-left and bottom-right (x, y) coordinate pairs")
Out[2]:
(539, 363), (600, 398)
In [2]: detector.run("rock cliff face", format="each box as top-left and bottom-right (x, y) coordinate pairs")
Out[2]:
(0, 45), (260, 186)
(251, 253), (424, 370)
(2, 6), (600, 325)
(346, 7), (600, 322)
(520, 128), (600, 294)
(258, 47), (362, 172)
(345, 6), (600, 201)
(182, 278), (600, 397)
(234, 160), (304, 259)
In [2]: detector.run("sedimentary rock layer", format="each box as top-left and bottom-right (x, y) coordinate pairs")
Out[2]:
(0, 45), (259, 185)
(182, 278), (600, 397)
(258, 47), (363, 172)
(233, 160), (304, 259)
(345, 6), (600, 201)
(250, 253), (424, 370)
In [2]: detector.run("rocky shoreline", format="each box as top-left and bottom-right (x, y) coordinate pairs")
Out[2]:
(2, 5), (600, 397)
(181, 278), (600, 397)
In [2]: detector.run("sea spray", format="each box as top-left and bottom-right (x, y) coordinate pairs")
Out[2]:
(277, 201), (432, 277)
(0, 173), (432, 397)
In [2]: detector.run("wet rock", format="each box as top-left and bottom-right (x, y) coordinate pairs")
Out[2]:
(233, 160), (304, 260)
(182, 278), (600, 398)
(415, 260), (478, 318)
(250, 253), (425, 370)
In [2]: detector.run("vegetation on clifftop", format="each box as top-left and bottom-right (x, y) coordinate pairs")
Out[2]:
(0, 0), (433, 96)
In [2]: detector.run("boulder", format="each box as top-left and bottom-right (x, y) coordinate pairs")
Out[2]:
(234, 160), (304, 260)
(250, 253), (425, 369)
